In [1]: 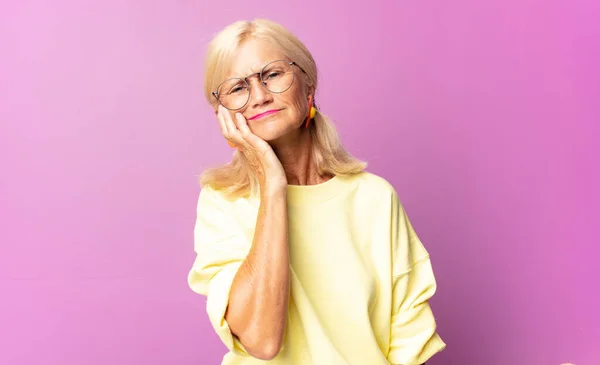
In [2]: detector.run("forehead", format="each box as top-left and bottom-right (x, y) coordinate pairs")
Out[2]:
(227, 38), (287, 78)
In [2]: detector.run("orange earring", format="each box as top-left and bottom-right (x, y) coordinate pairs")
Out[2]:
(304, 102), (317, 128)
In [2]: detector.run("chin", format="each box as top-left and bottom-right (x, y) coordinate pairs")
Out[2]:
(254, 127), (283, 142)
(250, 119), (293, 141)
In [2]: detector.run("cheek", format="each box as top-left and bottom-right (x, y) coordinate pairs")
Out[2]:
(286, 93), (308, 118)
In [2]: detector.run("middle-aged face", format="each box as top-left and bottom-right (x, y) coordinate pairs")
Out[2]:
(217, 38), (313, 142)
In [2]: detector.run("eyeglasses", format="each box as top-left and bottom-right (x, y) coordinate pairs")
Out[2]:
(212, 60), (306, 111)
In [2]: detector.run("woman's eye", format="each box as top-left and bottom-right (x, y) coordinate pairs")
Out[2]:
(265, 71), (281, 79)
(230, 85), (245, 94)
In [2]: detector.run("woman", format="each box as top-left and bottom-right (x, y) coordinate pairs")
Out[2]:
(187, 19), (446, 365)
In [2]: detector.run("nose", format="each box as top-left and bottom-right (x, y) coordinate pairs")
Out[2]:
(247, 77), (273, 107)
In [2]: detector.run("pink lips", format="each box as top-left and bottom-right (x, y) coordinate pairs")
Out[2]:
(248, 109), (280, 120)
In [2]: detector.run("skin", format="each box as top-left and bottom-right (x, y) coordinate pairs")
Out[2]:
(213, 38), (331, 360)
(216, 38), (330, 187)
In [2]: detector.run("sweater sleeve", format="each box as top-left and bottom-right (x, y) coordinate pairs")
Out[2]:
(386, 190), (447, 365)
(187, 186), (251, 357)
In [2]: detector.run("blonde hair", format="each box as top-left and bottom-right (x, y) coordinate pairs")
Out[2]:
(199, 19), (366, 198)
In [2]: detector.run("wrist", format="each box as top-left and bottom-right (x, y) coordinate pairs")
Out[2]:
(260, 184), (287, 200)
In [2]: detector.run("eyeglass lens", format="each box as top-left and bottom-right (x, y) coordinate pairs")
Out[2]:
(216, 60), (295, 110)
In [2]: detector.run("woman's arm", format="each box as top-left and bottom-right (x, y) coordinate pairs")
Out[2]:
(225, 187), (289, 360)
(217, 106), (290, 360)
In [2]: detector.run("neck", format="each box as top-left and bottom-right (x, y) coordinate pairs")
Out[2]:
(270, 128), (330, 186)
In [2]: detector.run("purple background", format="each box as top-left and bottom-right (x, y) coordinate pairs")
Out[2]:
(1, 1), (598, 364)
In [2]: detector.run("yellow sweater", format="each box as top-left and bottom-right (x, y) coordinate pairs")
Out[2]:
(187, 172), (446, 365)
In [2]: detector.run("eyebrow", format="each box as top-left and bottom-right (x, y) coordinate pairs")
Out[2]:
(229, 59), (290, 79)
(230, 67), (262, 80)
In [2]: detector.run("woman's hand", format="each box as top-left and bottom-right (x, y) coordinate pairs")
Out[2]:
(217, 105), (287, 194)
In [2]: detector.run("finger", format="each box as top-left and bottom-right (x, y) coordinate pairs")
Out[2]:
(216, 105), (228, 139)
(235, 113), (268, 149)
(235, 113), (256, 141)
(223, 108), (249, 148)
(217, 106), (240, 148)
(234, 112), (250, 136)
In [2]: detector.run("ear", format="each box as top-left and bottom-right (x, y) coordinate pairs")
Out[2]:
(307, 81), (315, 94)
(307, 87), (315, 105)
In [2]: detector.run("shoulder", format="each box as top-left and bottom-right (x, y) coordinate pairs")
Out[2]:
(197, 184), (220, 206)
(338, 171), (402, 212)
(197, 185), (237, 211)
(347, 171), (399, 199)
(197, 185), (258, 219)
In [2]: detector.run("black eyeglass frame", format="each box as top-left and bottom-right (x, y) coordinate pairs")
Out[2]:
(212, 60), (307, 111)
